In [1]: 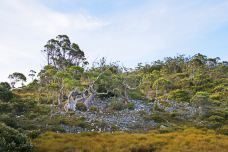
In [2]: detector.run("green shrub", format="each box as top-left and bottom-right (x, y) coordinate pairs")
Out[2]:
(219, 125), (228, 135)
(0, 122), (33, 152)
(138, 110), (147, 116)
(27, 130), (41, 139)
(0, 85), (13, 102)
(208, 115), (225, 123)
(151, 114), (166, 123)
(129, 89), (145, 100)
(168, 89), (191, 102)
(0, 114), (19, 128)
(110, 98), (125, 111)
(0, 82), (11, 90)
(0, 102), (13, 113)
(76, 102), (87, 111)
(89, 106), (99, 113)
(209, 93), (221, 100)
(191, 91), (210, 104)
(127, 102), (135, 110)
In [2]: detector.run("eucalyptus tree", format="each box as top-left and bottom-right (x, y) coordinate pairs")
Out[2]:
(38, 64), (84, 111)
(152, 77), (171, 98)
(28, 70), (36, 80)
(0, 82), (13, 101)
(8, 72), (27, 88)
(40, 35), (89, 111)
(42, 35), (88, 70)
(111, 66), (142, 104)
(64, 67), (115, 111)
(188, 53), (208, 79)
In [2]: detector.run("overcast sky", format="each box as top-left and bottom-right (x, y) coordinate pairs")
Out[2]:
(0, 0), (228, 82)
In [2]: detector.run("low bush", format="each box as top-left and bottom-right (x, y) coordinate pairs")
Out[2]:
(89, 106), (99, 112)
(110, 98), (125, 111)
(33, 128), (228, 152)
(127, 102), (135, 110)
(0, 85), (13, 102)
(151, 114), (166, 123)
(76, 102), (87, 111)
(168, 89), (191, 102)
(129, 89), (145, 100)
(0, 122), (33, 152)
(219, 125), (228, 135)
(130, 144), (156, 152)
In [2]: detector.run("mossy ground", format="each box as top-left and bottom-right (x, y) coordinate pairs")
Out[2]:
(33, 128), (228, 152)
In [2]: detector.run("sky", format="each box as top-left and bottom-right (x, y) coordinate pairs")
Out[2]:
(0, 0), (228, 82)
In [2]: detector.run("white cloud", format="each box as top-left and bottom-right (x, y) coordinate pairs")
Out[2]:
(0, 0), (107, 82)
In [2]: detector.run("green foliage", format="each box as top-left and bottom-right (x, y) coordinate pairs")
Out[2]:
(219, 125), (228, 135)
(127, 102), (135, 110)
(89, 106), (99, 112)
(190, 91), (210, 104)
(0, 123), (33, 152)
(0, 84), (13, 102)
(2, 48), (228, 151)
(153, 77), (171, 91)
(151, 113), (166, 123)
(208, 115), (225, 123)
(8, 72), (27, 88)
(0, 82), (11, 90)
(110, 98), (125, 111)
(168, 89), (191, 102)
(76, 102), (87, 111)
(128, 89), (144, 100)
(42, 35), (88, 70)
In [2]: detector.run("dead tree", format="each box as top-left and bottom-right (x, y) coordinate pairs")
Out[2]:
(121, 77), (142, 104)
(64, 70), (110, 112)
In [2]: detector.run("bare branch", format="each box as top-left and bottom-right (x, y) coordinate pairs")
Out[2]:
(122, 79), (142, 90)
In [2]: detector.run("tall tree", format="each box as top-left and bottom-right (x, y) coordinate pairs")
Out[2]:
(28, 70), (36, 80)
(42, 35), (88, 70)
(8, 72), (27, 88)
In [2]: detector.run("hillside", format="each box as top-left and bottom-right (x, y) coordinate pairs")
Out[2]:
(0, 35), (227, 152)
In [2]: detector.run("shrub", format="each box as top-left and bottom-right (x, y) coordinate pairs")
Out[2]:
(110, 98), (125, 111)
(27, 130), (42, 139)
(0, 82), (11, 90)
(0, 102), (13, 113)
(76, 102), (87, 111)
(168, 89), (191, 102)
(209, 93), (221, 100)
(151, 113), (166, 123)
(89, 106), (99, 113)
(0, 123), (33, 152)
(130, 145), (156, 152)
(127, 102), (135, 110)
(219, 125), (228, 135)
(0, 114), (19, 128)
(129, 89), (145, 100)
(208, 115), (225, 123)
(0, 85), (13, 102)
(190, 91), (210, 104)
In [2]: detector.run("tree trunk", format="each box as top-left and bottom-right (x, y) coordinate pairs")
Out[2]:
(84, 93), (96, 107)
(124, 87), (129, 104)
(58, 86), (64, 110)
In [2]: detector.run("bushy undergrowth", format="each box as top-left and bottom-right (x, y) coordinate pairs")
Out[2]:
(76, 102), (87, 111)
(111, 98), (125, 111)
(33, 128), (228, 152)
(0, 123), (33, 152)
